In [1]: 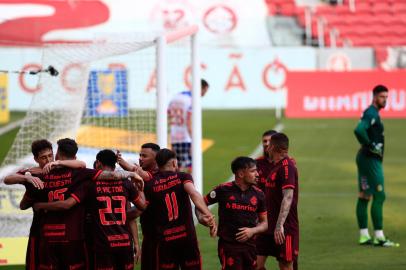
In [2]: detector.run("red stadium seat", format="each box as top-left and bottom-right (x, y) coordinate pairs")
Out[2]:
(280, 3), (297, 16)
(373, 2), (393, 14)
(393, 2), (406, 12)
(267, 0), (406, 48)
(354, 2), (372, 13)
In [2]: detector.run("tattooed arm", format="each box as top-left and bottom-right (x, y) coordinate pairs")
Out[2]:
(274, 188), (294, 245)
(96, 170), (144, 190)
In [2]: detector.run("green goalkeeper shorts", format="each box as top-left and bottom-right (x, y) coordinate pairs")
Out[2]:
(356, 152), (384, 195)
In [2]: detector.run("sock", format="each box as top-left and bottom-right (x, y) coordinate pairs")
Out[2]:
(371, 191), (385, 231)
(375, 230), (385, 239)
(360, 228), (370, 238)
(356, 198), (369, 229)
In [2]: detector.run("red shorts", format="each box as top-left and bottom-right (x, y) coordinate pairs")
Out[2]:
(268, 233), (299, 263)
(141, 234), (158, 270)
(218, 239), (257, 270)
(94, 248), (134, 270)
(38, 240), (87, 270)
(156, 238), (201, 270)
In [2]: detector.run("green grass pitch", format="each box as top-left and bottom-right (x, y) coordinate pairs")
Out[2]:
(1, 110), (405, 270)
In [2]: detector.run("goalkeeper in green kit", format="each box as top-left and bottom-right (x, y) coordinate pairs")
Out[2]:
(354, 85), (399, 247)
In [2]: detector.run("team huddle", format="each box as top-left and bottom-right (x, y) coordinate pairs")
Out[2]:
(4, 130), (299, 270)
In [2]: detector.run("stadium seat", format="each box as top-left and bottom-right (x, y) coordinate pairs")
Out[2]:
(372, 2), (393, 14)
(280, 3), (297, 16)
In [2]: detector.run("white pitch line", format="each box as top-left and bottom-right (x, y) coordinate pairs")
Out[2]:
(207, 122), (285, 211)
(0, 119), (24, 136)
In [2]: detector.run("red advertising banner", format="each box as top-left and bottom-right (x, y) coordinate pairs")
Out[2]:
(286, 71), (406, 118)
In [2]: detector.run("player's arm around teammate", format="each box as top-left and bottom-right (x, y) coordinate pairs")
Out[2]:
(184, 181), (217, 235)
(117, 148), (155, 181)
(4, 171), (44, 189)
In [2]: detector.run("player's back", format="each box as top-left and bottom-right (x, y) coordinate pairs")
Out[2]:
(39, 167), (99, 242)
(147, 171), (196, 242)
(87, 178), (139, 251)
(168, 91), (192, 143)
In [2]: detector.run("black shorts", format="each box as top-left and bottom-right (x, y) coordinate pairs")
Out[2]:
(38, 240), (87, 270)
(95, 248), (134, 270)
(172, 143), (192, 169)
(141, 234), (158, 270)
(256, 233), (277, 257)
(26, 236), (38, 270)
(218, 240), (257, 270)
(84, 218), (94, 270)
(156, 238), (201, 270)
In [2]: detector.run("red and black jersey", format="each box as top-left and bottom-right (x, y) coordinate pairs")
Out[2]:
(140, 169), (158, 237)
(19, 169), (44, 239)
(144, 171), (196, 242)
(34, 168), (101, 242)
(87, 178), (140, 251)
(266, 157), (299, 234)
(205, 181), (267, 247)
(255, 156), (275, 193)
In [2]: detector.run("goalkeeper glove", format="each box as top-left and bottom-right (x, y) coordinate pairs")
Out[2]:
(369, 142), (383, 157)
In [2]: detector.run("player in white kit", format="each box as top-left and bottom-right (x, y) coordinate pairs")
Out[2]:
(168, 79), (209, 172)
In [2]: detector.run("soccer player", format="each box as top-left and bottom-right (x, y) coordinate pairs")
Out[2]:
(34, 149), (147, 270)
(265, 133), (299, 270)
(168, 79), (209, 172)
(354, 85), (398, 247)
(256, 129), (278, 192)
(145, 148), (215, 270)
(117, 142), (161, 270)
(255, 130), (277, 270)
(27, 138), (143, 270)
(204, 157), (268, 270)
(3, 139), (85, 270)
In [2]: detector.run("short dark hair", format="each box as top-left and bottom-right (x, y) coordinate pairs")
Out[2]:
(270, 133), (289, 152)
(56, 138), (78, 158)
(31, 139), (52, 158)
(96, 149), (117, 169)
(373, 85), (388, 96)
(156, 148), (176, 168)
(201, 79), (209, 89)
(141, 143), (160, 153)
(231, 156), (256, 174)
(262, 130), (277, 137)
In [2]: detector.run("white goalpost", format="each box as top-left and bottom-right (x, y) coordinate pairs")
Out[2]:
(0, 25), (203, 240)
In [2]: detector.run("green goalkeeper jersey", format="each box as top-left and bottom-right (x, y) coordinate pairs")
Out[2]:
(354, 105), (384, 160)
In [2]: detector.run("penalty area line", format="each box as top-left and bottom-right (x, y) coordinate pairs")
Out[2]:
(207, 122), (285, 211)
(0, 119), (24, 136)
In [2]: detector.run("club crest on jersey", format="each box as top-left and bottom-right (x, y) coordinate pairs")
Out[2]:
(227, 257), (234, 266)
(228, 195), (236, 201)
(271, 172), (277, 181)
(250, 196), (257, 206)
(210, 190), (216, 199)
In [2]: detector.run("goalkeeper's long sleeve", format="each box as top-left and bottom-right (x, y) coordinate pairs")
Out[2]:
(354, 119), (371, 146)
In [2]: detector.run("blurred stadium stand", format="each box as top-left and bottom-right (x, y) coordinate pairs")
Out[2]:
(265, 0), (406, 68)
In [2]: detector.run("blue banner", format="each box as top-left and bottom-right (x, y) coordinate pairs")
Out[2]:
(86, 69), (128, 117)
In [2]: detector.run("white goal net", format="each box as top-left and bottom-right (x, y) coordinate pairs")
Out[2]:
(0, 27), (200, 238)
